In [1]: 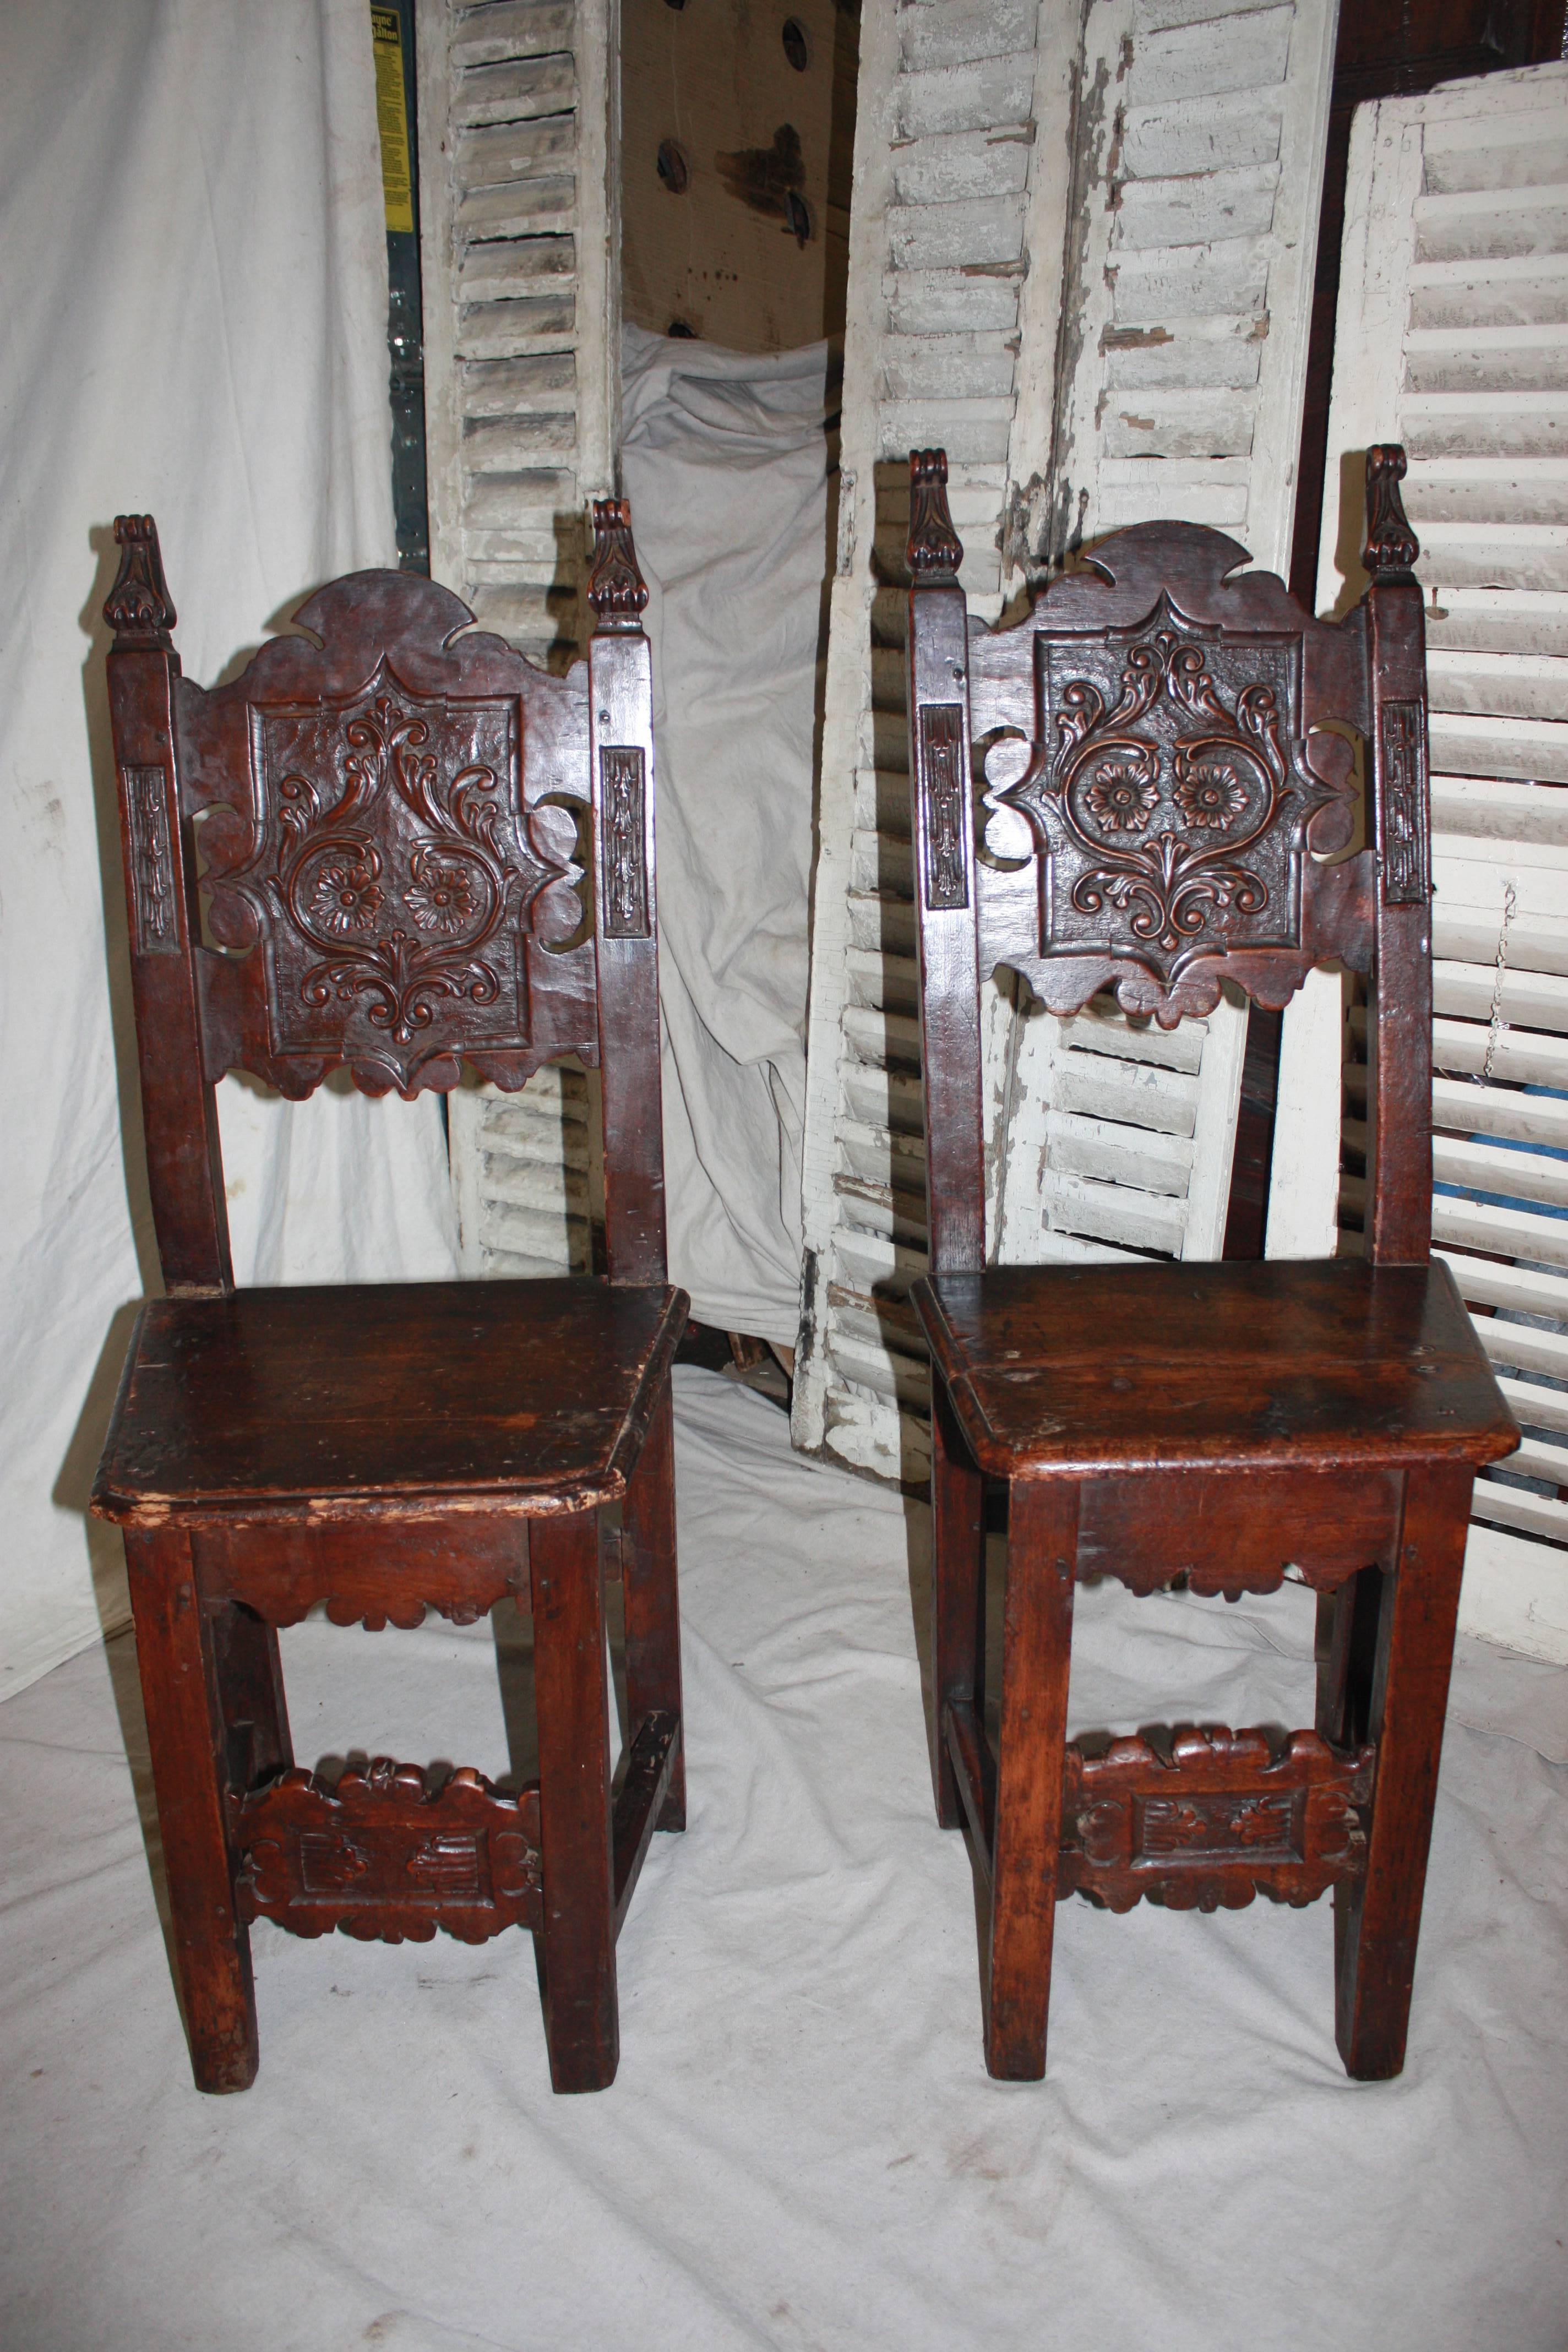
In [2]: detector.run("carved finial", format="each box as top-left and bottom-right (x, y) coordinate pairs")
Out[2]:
(104, 514), (177, 645)
(587, 498), (649, 633)
(908, 449), (963, 581)
(1362, 445), (1419, 577)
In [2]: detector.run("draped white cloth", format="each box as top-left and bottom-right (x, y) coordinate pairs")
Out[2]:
(620, 326), (829, 1347)
(2, 1371), (1565, 2348)
(0, 0), (458, 1697)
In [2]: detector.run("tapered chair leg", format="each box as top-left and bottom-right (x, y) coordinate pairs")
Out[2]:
(1335, 1463), (1472, 2081)
(622, 1379), (684, 1831)
(531, 1508), (618, 2093)
(124, 1528), (259, 2094)
(930, 1378), (987, 1828)
(984, 1479), (1079, 2081)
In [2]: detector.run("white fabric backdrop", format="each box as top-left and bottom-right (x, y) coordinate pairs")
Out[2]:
(0, 0), (458, 1699)
(3, 1371), (1564, 2349)
(620, 326), (828, 1347)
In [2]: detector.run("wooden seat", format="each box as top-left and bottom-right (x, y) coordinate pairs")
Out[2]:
(97, 1280), (685, 1516)
(902, 445), (1520, 2082)
(92, 502), (686, 2094)
(918, 1259), (1512, 1479)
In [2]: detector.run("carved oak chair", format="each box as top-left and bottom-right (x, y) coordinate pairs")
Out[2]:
(902, 445), (1518, 2082)
(91, 505), (686, 2095)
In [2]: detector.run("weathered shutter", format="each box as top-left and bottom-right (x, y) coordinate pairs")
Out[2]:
(1286, 60), (1568, 1663)
(418, 0), (618, 1272)
(793, 0), (1055, 1480)
(793, 0), (1337, 1483)
(988, 0), (1337, 1276)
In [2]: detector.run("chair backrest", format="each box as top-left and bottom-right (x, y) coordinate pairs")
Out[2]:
(103, 504), (666, 1294)
(906, 444), (1432, 1277)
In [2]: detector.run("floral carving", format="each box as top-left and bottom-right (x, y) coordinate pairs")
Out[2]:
(918, 703), (968, 908)
(123, 765), (179, 955)
(601, 747), (650, 937)
(1085, 761), (1159, 832)
(404, 853), (478, 934)
(1379, 699), (1429, 906)
(994, 598), (1348, 984)
(206, 668), (574, 1091)
(310, 853), (384, 934)
(1174, 760), (1249, 831)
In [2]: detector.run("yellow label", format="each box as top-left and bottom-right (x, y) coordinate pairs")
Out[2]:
(371, 6), (415, 236)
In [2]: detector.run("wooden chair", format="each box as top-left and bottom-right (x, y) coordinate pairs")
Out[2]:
(91, 504), (687, 2095)
(902, 445), (1519, 2082)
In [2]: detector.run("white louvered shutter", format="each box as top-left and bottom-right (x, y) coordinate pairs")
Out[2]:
(1281, 60), (1568, 1663)
(793, 0), (1057, 1481)
(418, 0), (619, 1273)
(986, 0), (1338, 1277)
(793, 0), (1337, 1485)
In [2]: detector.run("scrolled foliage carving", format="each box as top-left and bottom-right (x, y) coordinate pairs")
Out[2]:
(200, 670), (581, 1095)
(988, 598), (1355, 1010)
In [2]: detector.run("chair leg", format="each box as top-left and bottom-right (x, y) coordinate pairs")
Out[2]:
(124, 1528), (258, 2094)
(622, 1378), (684, 1831)
(531, 1509), (618, 2093)
(985, 1479), (1079, 2081)
(930, 1377), (986, 1828)
(204, 1586), (292, 1791)
(1335, 1462), (1472, 2082)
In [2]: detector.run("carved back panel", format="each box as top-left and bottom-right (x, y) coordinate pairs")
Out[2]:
(907, 446), (1435, 1275)
(103, 504), (667, 1291)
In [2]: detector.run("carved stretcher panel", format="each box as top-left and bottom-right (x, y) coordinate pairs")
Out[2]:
(1058, 1726), (1373, 1913)
(234, 1760), (543, 1943)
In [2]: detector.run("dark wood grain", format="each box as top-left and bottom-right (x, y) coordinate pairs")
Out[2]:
(94, 1280), (686, 1522)
(914, 1259), (1517, 1481)
(904, 454), (984, 1275)
(929, 1377), (986, 1828)
(123, 1527), (258, 2093)
(94, 507), (685, 2094)
(531, 1510), (618, 2092)
(1335, 1462), (1473, 2078)
(1058, 1726), (1374, 1914)
(984, 1479), (1077, 2081)
(904, 446), (1520, 2083)
(234, 1761), (544, 1943)
(622, 1381), (685, 1831)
